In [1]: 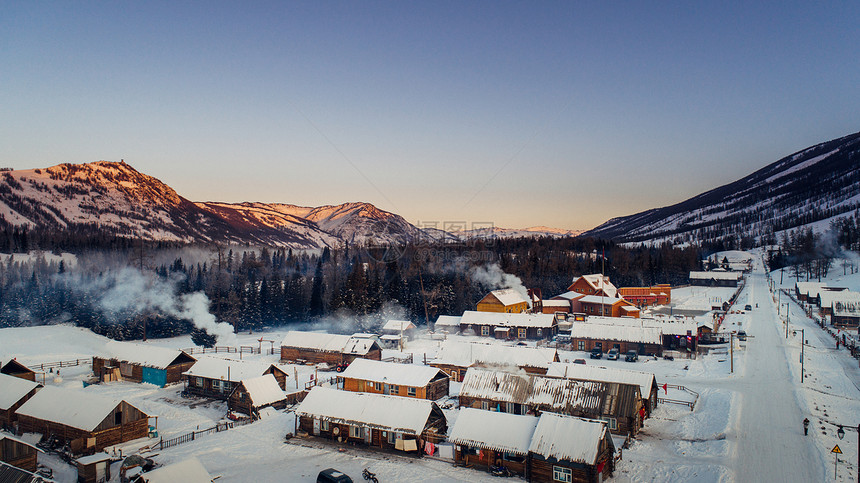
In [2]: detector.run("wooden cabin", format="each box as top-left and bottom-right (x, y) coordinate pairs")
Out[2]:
(280, 331), (382, 366)
(134, 457), (213, 483)
(93, 341), (196, 387)
(75, 452), (111, 483)
(567, 275), (618, 298)
(795, 282), (827, 303)
(460, 311), (558, 340)
(381, 320), (417, 341)
(227, 374), (288, 419)
(339, 359), (449, 400)
(0, 373), (41, 431)
(583, 315), (697, 353)
(429, 341), (559, 382)
(458, 368), (643, 436)
(617, 284), (672, 306)
(541, 299), (572, 314)
(450, 408), (537, 477)
(182, 357), (288, 400)
(569, 323), (664, 356)
(528, 413), (615, 483)
(547, 362), (659, 417)
(15, 386), (149, 454)
(1, 360), (37, 382)
(577, 295), (640, 318)
(477, 289), (529, 313)
(1, 432), (41, 473)
(433, 316), (462, 334)
(296, 387), (447, 454)
(689, 271), (741, 287)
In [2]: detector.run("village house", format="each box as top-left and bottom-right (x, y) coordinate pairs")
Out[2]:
(458, 368), (643, 436)
(295, 386), (447, 454)
(15, 386), (149, 454)
(547, 362), (659, 416)
(541, 299), (573, 315)
(92, 341), (197, 387)
(339, 359), (450, 400)
(477, 289), (529, 313)
(1, 359), (37, 382)
(133, 457), (214, 483)
(279, 331), (382, 367)
(794, 282), (828, 303)
(433, 315), (462, 334)
(449, 408), (537, 477)
(577, 295), (640, 318)
(429, 341), (559, 381)
(227, 374), (288, 419)
(570, 322), (664, 356)
(584, 315), (697, 353)
(0, 374), (41, 432)
(459, 310), (558, 340)
(527, 412), (616, 483)
(809, 286), (848, 307)
(1, 431), (41, 474)
(689, 270), (741, 287)
(382, 319), (417, 340)
(75, 452), (112, 483)
(617, 284), (672, 307)
(182, 357), (288, 400)
(819, 290), (860, 317)
(567, 274), (618, 298)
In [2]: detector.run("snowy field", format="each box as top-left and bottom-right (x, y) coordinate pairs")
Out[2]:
(3, 250), (860, 481)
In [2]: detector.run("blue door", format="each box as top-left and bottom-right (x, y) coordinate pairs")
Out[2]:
(141, 367), (167, 387)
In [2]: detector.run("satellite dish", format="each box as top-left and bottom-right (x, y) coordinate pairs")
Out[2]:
(332, 426), (340, 435)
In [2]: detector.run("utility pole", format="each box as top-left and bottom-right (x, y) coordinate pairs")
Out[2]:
(730, 332), (734, 373)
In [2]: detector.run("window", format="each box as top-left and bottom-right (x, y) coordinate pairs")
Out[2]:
(599, 417), (618, 430)
(407, 387), (416, 397)
(553, 466), (572, 482)
(114, 411), (122, 425)
(350, 425), (361, 438)
(195, 377), (203, 387)
(481, 401), (490, 410)
(503, 453), (525, 463)
(506, 402), (515, 413)
(518, 328), (526, 339)
(578, 341), (585, 351)
(481, 326), (490, 336)
(321, 420), (330, 431)
(390, 385), (399, 394)
(388, 431), (396, 444)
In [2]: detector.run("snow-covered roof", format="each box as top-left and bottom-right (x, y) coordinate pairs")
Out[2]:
(340, 359), (446, 387)
(432, 341), (558, 369)
(528, 412), (610, 464)
(621, 306), (639, 312)
(182, 357), (278, 383)
(578, 295), (628, 305)
(546, 363), (657, 397)
(295, 386), (439, 435)
(280, 331), (378, 355)
(140, 457), (213, 483)
(820, 290), (860, 309)
(552, 291), (585, 301)
(795, 282), (827, 296)
(16, 386), (140, 432)
(382, 320), (416, 332)
(542, 299), (571, 307)
(579, 274), (618, 298)
(0, 373), (40, 410)
(586, 315), (696, 336)
(0, 431), (41, 453)
(449, 408), (537, 455)
(484, 289), (529, 307)
(75, 452), (110, 465)
(240, 374), (286, 407)
(689, 271), (741, 281)
(460, 310), (556, 328)
(98, 340), (194, 370)
(570, 323), (663, 344)
(434, 315), (461, 328)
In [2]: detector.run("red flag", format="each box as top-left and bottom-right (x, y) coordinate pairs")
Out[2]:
(663, 383), (668, 395)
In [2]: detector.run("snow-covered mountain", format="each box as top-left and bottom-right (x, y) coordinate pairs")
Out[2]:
(583, 130), (860, 245)
(452, 225), (583, 240)
(0, 161), (418, 249)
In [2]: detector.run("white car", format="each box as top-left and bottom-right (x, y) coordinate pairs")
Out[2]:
(607, 348), (620, 360)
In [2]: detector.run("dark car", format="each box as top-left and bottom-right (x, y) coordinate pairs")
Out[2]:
(737, 330), (747, 341)
(624, 350), (639, 362)
(589, 347), (602, 359)
(317, 468), (353, 483)
(744, 304), (752, 311)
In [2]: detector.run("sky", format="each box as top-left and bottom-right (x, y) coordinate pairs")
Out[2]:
(1, 2), (859, 231)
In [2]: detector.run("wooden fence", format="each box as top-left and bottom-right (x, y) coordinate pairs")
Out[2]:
(180, 346), (261, 356)
(658, 384), (699, 411)
(157, 418), (253, 450)
(27, 358), (91, 371)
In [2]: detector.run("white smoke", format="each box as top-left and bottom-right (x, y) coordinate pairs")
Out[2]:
(469, 263), (531, 308)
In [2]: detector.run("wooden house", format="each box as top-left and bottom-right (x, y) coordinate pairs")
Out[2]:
(541, 299), (572, 315)
(1, 432), (41, 473)
(0, 373), (41, 431)
(227, 374), (288, 418)
(527, 413), (615, 483)
(429, 341), (559, 381)
(15, 386), (149, 454)
(433, 315), (461, 334)
(689, 270), (741, 287)
(577, 295), (640, 318)
(1, 359), (37, 382)
(617, 284), (672, 306)
(820, 290), (860, 318)
(76, 452), (111, 483)
(477, 289), (529, 313)
(295, 387), (447, 453)
(339, 359), (449, 400)
(182, 357), (288, 400)
(583, 315), (697, 353)
(381, 319), (417, 340)
(547, 362), (659, 416)
(460, 311), (558, 340)
(135, 457), (213, 483)
(569, 322), (664, 356)
(795, 282), (827, 303)
(450, 408), (537, 477)
(567, 275), (618, 298)
(458, 368), (643, 436)
(93, 341), (196, 387)
(280, 331), (382, 366)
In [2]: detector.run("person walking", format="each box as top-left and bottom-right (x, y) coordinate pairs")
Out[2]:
(803, 418), (810, 436)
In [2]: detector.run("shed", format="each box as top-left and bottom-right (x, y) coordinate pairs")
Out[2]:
(227, 374), (288, 418)
(296, 386), (447, 452)
(449, 408), (537, 476)
(182, 357), (288, 400)
(429, 341), (559, 381)
(15, 386), (149, 454)
(0, 460), (46, 482)
(1, 360), (37, 382)
(528, 413), (615, 483)
(1, 431), (42, 473)
(280, 331), (382, 366)
(381, 320), (417, 340)
(339, 359), (449, 400)
(76, 452), (111, 483)
(92, 341), (196, 387)
(433, 316), (462, 334)
(135, 457), (213, 483)
(547, 362), (658, 415)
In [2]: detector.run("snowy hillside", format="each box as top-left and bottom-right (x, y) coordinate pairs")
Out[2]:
(452, 225), (583, 240)
(583, 130), (860, 245)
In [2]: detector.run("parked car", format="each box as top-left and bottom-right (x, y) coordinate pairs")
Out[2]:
(737, 330), (747, 341)
(607, 348), (619, 360)
(744, 304), (752, 311)
(590, 347), (603, 359)
(624, 350), (639, 362)
(573, 359), (587, 365)
(317, 468), (353, 483)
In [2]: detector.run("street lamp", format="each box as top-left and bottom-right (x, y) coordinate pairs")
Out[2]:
(793, 329), (805, 383)
(838, 426), (845, 440)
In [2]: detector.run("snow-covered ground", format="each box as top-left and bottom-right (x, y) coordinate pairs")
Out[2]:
(3, 251), (860, 481)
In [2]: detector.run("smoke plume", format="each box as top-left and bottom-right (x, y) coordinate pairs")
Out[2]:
(469, 263), (531, 307)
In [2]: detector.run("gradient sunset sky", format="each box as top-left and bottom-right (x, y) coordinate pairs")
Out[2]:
(2, 2), (858, 231)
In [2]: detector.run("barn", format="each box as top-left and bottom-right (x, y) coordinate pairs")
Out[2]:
(449, 408), (537, 477)
(227, 374), (288, 419)
(339, 359), (450, 400)
(429, 341), (559, 381)
(1, 359), (37, 382)
(528, 413), (615, 483)
(15, 386), (149, 454)
(295, 386), (447, 453)
(0, 373), (41, 431)
(182, 357), (288, 400)
(279, 331), (382, 366)
(1, 431), (41, 473)
(547, 362), (659, 416)
(92, 341), (197, 387)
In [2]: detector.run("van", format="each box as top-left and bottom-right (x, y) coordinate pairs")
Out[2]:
(317, 469), (353, 483)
